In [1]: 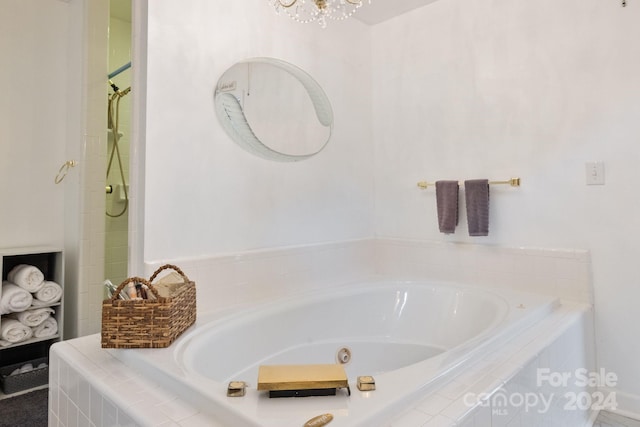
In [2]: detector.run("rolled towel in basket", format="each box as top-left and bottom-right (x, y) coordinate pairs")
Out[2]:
(32, 281), (63, 305)
(7, 264), (45, 292)
(1, 281), (33, 314)
(32, 316), (58, 338)
(7, 307), (54, 327)
(0, 318), (33, 344)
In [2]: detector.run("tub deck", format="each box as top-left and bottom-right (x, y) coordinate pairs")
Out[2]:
(108, 280), (561, 426)
(48, 300), (594, 427)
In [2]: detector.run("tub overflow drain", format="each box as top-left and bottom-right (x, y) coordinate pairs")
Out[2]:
(337, 347), (351, 364)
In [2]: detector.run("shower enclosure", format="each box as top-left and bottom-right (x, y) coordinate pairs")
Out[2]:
(105, 0), (132, 288)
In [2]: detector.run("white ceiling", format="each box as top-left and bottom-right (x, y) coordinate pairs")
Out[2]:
(108, 1), (439, 27)
(354, 0), (440, 25)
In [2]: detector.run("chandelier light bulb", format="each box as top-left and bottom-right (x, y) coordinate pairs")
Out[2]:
(270, 0), (371, 27)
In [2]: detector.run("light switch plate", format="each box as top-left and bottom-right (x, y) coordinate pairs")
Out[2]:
(585, 162), (605, 185)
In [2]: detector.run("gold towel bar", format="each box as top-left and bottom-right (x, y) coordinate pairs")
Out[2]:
(417, 177), (521, 189)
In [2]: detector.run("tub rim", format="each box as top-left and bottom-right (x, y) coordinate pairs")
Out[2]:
(173, 278), (515, 382)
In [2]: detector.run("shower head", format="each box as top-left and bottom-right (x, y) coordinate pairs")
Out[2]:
(108, 80), (131, 97)
(109, 79), (120, 93)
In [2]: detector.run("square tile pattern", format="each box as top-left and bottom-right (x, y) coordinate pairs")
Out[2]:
(595, 411), (640, 427)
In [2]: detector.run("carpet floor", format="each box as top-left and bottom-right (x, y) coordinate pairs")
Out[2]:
(0, 388), (48, 427)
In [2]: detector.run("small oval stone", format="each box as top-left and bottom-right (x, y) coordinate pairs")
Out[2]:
(304, 413), (334, 427)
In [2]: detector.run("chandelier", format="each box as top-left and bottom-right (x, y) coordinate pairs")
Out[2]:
(269, 0), (370, 28)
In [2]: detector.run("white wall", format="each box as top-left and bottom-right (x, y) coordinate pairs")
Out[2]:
(142, 0), (374, 262)
(0, 0), (69, 248)
(371, 0), (640, 415)
(0, 0), (109, 338)
(142, 0), (640, 417)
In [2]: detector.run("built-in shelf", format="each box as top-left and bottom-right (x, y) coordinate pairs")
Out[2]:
(0, 335), (61, 351)
(0, 246), (64, 396)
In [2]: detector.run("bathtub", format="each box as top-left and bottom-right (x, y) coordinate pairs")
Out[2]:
(109, 279), (559, 426)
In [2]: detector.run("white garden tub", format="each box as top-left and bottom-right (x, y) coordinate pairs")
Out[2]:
(109, 280), (559, 426)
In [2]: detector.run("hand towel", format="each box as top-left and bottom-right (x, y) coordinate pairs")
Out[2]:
(0, 318), (33, 344)
(33, 280), (63, 305)
(7, 264), (45, 292)
(7, 307), (54, 327)
(435, 180), (459, 234)
(0, 281), (33, 314)
(32, 316), (58, 338)
(465, 179), (490, 236)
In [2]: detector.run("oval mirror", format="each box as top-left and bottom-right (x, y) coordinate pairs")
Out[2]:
(214, 57), (333, 162)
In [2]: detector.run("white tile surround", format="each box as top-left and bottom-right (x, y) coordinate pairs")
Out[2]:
(143, 237), (592, 316)
(49, 238), (596, 426)
(595, 412), (640, 427)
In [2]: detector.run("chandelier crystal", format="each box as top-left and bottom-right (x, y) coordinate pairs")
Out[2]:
(269, 0), (370, 28)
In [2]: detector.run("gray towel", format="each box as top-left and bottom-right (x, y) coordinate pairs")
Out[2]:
(435, 180), (459, 234)
(465, 179), (490, 236)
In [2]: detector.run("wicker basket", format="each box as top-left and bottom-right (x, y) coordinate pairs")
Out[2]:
(101, 264), (196, 349)
(0, 357), (49, 395)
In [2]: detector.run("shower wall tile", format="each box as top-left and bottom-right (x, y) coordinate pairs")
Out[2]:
(58, 0), (109, 340)
(104, 13), (133, 291)
(76, 133), (107, 337)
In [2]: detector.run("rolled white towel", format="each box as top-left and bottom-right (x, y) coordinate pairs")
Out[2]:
(33, 281), (62, 305)
(0, 281), (33, 314)
(19, 363), (34, 373)
(7, 307), (54, 327)
(7, 264), (45, 292)
(8, 363), (44, 376)
(32, 316), (58, 338)
(0, 318), (33, 343)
